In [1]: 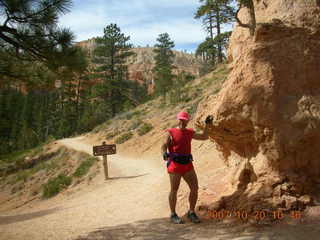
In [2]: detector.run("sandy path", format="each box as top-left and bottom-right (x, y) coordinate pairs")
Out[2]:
(0, 136), (171, 240)
(1, 136), (319, 240)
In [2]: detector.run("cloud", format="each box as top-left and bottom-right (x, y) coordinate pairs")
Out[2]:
(125, 20), (207, 46)
(58, 0), (233, 52)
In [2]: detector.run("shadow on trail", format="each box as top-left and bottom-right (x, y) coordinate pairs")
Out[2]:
(74, 217), (320, 240)
(107, 173), (149, 180)
(0, 207), (61, 225)
(74, 218), (265, 240)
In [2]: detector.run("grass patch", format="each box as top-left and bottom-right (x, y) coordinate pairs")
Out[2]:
(93, 120), (111, 132)
(11, 183), (24, 194)
(16, 170), (31, 183)
(106, 130), (120, 140)
(212, 88), (220, 95)
(162, 121), (176, 130)
(159, 101), (167, 109)
(0, 149), (32, 165)
(137, 122), (153, 136)
(73, 157), (97, 178)
(42, 174), (72, 198)
(30, 162), (46, 174)
(1, 144), (46, 163)
(115, 132), (133, 144)
(0, 144), (46, 176)
(125, 110), (143, 120)
(44, 161), (60, 173)
(116, 109), (145, 120)
(186, 103), (198, 115)
(129, 119), (143, 130)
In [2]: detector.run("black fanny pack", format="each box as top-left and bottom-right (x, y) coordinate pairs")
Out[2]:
(170, 154), (193, 165)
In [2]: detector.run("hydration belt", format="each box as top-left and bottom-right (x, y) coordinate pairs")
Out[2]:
(169, 153), (193, 165)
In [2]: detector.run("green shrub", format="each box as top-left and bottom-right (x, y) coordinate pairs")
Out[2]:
(0, 149), (31, 164)
(30, 162), (46, 174)
(137, 123), (153, 136)
(186, 99), (201, 115)
(125, 111), (138, 120)
(16, 170), (30, 182)
(44, 161), (59, 173)
(116, 110), (143, 120)
(42, 174), (72, 198)
(115, 132), (133, 144)
(162, 122), (173, 130)
(212, 88), (220, 95)
(106, 130), (120, 140)
(129, 119), (143, 130)
(73, 157), (97, 178)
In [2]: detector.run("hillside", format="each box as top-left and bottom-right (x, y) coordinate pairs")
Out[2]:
(0, 65), (230, 239)
(77, 38), (204, 92)
(1, 61), (320, 240)
(0, 65), (228, 210)
(1, 1), (320, 239)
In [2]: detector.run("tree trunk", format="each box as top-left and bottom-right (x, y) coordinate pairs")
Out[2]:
(235, 0), (256, 36)
(216, 10), (223, 63)
(209, 13), (214, 40)
(76, 75), (81, 121)
(247, 0), (256, 36)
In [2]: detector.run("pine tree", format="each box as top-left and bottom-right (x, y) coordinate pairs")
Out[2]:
(152, 33), (175, 103)
(92, 23), (135, 117)
(195, 0), (234, 63)
(196, 38), (217, 75)
(17, 92), (38, 150)
(169, 71), (189, 104)
(0, 0), (76, 73)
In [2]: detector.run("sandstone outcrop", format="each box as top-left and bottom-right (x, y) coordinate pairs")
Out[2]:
(196, 0), (320, 213)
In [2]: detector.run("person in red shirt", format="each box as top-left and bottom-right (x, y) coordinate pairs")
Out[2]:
(161, 111), (213, 224)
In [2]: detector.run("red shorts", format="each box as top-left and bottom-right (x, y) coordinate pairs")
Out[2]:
(167, 160), (194, 175)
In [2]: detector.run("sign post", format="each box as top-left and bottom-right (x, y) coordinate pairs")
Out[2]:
(103, 154), (108, 180)
(93, 142), (116, 180)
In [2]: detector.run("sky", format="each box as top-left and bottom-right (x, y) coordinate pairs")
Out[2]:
(58, 0), (234, 53)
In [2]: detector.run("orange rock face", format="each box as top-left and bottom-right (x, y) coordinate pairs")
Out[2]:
(195, 0), (320, 212)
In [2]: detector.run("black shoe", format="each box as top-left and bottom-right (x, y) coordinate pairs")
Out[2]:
(187, 211), (201, 223)
(170, 213), (184, 224)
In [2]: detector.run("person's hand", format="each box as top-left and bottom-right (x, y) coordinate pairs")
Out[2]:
(163, 152), (169, 161)
(205, 115), (213, 125)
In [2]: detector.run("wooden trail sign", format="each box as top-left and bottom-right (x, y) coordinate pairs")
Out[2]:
(93, 142), (116, 180)
(93, 143), (116, 156)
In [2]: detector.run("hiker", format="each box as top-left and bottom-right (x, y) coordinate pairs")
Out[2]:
(161, 111), (213, 224)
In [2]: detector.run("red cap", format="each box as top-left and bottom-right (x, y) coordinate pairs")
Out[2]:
(177, 111), (190, 121)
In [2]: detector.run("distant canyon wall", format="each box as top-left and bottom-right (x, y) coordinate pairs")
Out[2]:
(77, 39), (203, 93)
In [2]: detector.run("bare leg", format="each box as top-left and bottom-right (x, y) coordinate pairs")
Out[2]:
(169, 173), (182, 214)
(182, 169), (199, 212)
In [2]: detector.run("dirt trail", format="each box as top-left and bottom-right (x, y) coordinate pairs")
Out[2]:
(0, 136), (319, 240)
(0, 136), (170, 240)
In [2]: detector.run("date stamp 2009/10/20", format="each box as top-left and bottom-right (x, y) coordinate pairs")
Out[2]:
(207, 210), (302, 221)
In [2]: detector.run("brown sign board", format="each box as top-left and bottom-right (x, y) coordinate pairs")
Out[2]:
(93, 144), (116, 156)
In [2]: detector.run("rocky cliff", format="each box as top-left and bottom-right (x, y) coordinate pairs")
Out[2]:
(196, 0), (320, 213)
(77, 39), (203, 93)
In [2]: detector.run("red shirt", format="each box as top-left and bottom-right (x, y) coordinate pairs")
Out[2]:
(167, 128), (194, 154)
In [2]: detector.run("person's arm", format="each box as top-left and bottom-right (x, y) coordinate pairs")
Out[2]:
(161, 132), (171, 160)
(192, 115), (213, 141)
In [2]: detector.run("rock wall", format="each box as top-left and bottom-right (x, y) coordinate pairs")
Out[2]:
(196, 0), (320, 212)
